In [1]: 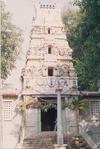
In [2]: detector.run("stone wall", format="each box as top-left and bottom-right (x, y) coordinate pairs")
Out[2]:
(25, 108), (41, 138)
(2, 95), (22, 149)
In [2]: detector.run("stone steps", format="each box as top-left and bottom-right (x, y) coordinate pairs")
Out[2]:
(22, 132), (56, 149)
(22, 131), (92, 149)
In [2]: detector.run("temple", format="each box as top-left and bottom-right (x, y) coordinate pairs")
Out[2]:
(20, 1), (77, 137)
(1, 1), (100, 149)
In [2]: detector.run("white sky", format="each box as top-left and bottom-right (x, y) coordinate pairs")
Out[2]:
(3, 0), (74, 89)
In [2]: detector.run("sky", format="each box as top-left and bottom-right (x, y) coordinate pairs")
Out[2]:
(3, 0), (74, 89)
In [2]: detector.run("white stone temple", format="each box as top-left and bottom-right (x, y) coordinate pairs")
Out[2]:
(20, 1), (78, 137)
(1, 2), (78, 149)
(1, 2), (100, 149)
(21, 2), (77, 95)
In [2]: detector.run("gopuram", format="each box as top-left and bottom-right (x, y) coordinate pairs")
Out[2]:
(20, 1), (78, 138)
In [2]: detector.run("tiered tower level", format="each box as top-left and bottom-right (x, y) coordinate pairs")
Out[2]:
(21, 2), (77, 95)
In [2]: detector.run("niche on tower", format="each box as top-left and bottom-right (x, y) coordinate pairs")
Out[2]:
(48, 45), (52, 54)
(48, 67), (54, 76)
(48, 28), (51, 34)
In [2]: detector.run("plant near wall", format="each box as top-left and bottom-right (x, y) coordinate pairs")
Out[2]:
(17, 96), (57, 112)
(17, 96), (41, 112)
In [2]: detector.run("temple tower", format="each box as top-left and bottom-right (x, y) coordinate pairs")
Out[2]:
(21, 2), (77, 137)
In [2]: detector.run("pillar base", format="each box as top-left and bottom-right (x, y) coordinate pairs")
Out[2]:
(54, 144), (67, 149)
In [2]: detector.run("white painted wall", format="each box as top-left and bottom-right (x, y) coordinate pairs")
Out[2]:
(2, 99), (22, 149)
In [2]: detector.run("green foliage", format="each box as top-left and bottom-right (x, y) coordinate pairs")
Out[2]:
(1, 1), (23, 79)
(63, 96), (86, 112)
(68, 98), (86, 112)
(63, 0), (100, 91)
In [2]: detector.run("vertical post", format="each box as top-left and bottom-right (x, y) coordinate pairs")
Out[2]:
(0, 79), (3, 149)
(56, 89), (63, 145)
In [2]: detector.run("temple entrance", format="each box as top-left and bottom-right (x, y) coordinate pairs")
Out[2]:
(41, 108), (57, 131)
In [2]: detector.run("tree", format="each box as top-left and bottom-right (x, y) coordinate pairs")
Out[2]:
(63, 0), (100, 91)
(1, 1), (23, 79)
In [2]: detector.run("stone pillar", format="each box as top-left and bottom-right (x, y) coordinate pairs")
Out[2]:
(54, 92), (67, 148)
(56, 89), (63, 145)
(25, 108), (41, 138)
(0, 81), (3, 149)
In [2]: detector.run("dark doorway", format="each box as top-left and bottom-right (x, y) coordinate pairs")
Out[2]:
(41, 108), (57, 131)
